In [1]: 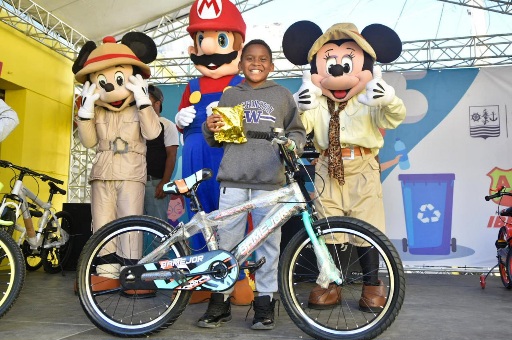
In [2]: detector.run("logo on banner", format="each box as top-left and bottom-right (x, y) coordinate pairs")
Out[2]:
(486, 167), (512, 228)
(469, 105), (500, 139)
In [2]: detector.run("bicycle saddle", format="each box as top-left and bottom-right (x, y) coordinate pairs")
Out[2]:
(163, 168), (212, 196)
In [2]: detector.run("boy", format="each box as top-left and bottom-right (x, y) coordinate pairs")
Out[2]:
(199, 39), (306, 330)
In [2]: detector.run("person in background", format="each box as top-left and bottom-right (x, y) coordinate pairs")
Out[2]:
(198, 39), (306, 330)
(144, 85), (179, 221)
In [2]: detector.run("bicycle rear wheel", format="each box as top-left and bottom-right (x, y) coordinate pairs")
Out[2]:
(41, 211), (73, 274)
(77, 215), (191, 337)
(0, 228), (25, 319)
(279, 216), (405, 340)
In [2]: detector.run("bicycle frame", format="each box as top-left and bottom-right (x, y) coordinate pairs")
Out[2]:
(139, 173), (342, 287)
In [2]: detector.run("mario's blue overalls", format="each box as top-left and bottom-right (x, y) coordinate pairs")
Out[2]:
(182, 74), (244, 254)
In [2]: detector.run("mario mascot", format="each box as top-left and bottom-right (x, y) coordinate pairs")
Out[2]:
(174, 0), (253, 305)
(282, 21), (405, 311)
(73, 32), (161, 292)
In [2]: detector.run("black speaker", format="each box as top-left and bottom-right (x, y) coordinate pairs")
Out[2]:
(62, 203), (92, 271)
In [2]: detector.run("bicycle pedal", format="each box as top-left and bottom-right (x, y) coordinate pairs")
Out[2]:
(241, 257), (266, 274)
(496, 239), (508, 249)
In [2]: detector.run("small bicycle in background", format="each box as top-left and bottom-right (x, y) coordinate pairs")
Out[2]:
(0, 160), (73, 274)
(480, 186), (512, 289)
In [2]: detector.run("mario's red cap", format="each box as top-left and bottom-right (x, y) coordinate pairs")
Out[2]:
(187, 0), (246, 41)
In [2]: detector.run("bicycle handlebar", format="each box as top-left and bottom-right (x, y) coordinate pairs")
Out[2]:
(0, 159), (64, 185)
(485, 186), (512, 201)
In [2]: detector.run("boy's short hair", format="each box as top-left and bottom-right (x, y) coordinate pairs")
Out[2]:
(242, 39), (273, 61)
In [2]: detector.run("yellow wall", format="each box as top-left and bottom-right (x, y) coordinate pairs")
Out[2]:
(0, 21), (74, 211)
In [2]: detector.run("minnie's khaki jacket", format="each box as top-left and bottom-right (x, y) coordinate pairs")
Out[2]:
(76, 105), (161, 183)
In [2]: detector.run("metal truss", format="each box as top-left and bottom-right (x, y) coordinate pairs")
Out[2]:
(0, 0), (88, 60)
(436, 0), (512, 15)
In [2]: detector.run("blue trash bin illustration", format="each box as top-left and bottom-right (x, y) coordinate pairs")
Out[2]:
(398, 174), (456, 255)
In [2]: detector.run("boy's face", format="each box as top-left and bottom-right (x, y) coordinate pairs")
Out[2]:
(239, 44), (274, 88)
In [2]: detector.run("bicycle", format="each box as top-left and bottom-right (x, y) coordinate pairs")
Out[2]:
(480, 186), (512, 289)
(0, 160), (73, 274)
(0, 220), (25, 319)
(76, 129), (405, 340)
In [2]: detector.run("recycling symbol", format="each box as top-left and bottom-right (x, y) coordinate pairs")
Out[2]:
(417, 203), (441, 223)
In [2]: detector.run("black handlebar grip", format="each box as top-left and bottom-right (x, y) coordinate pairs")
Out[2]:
(246, 130), (273, 140)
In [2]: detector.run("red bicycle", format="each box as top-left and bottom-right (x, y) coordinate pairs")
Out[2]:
(480, 186), (512, 289)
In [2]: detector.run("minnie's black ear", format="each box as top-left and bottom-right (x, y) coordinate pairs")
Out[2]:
(362, 24), (402, 64)
(282, 21), (323, 66)
(121, 32), (157, 64)
(72, 41), (97, 74)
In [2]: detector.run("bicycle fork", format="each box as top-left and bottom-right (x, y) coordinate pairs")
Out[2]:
(301, 210), (343, 287)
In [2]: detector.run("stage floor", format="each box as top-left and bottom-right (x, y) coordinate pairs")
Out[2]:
(0, 269), (509, 340)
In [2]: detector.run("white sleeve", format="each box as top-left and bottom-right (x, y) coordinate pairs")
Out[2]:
(0, 100), (20, 142)
(160, 117), (179, 147)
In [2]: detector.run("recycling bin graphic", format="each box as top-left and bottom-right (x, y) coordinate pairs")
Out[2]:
(398, 174), (456, 255)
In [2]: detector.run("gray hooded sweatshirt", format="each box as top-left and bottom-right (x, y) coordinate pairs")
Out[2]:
(202, 80), (306, 191)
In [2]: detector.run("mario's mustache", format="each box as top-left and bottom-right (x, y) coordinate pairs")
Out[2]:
(190, 51), (238, 68)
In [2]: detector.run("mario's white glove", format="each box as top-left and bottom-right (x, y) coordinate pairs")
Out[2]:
(293, 71), (322, 113)
(357, 65), (395, 107)
(126, 74), (152, 109)
(77, 81), (100, 119)
(175, 106), (196, 129)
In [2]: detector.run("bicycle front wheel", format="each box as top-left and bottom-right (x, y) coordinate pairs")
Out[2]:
(41, 211), (73, 274)
(0, 228), (25, 319)
(279, 216), (405, 340)
(77, 215), (191, 337)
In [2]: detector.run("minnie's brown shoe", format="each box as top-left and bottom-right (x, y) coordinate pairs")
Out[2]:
(359, 280), (386, 312)
(307, 283), (342, 309)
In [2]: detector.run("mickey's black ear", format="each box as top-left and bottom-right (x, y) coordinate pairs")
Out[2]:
(362, 24), (402, 64)
(72, 41), (97, 74)
(121, 32), (157, 64)
(282, 21), (323, 66)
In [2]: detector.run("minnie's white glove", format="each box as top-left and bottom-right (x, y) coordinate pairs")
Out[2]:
(77, 81), (100, 119)
(175, 106), (196, 129)
(357, 65), (395, 107)
(125, 74), (152, 109)
(293, 71), (322, 113)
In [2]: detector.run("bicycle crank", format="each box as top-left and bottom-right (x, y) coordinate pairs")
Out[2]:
(119, 249), (239, 292)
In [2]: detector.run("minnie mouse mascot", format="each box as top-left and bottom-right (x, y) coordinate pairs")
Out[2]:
(73, 32), (161, 292)
(282, 21), (406, 311)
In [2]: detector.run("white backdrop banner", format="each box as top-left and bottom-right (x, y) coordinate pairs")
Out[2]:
(381, 66), (512, 269)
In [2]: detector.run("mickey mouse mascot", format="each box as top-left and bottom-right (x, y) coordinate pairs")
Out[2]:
(282, 22), (406, 311)
(174, 0), (253, 305)
(73, 32), (161, 291)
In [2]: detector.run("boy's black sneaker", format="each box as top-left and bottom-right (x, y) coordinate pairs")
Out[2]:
(251, 295), (277, 330)
(197, 293), (232, 328)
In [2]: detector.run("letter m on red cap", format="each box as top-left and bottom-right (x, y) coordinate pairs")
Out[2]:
(198, 0), (222, 19)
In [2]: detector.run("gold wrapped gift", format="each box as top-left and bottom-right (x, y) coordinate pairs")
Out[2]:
(213, 104), (247, 144)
